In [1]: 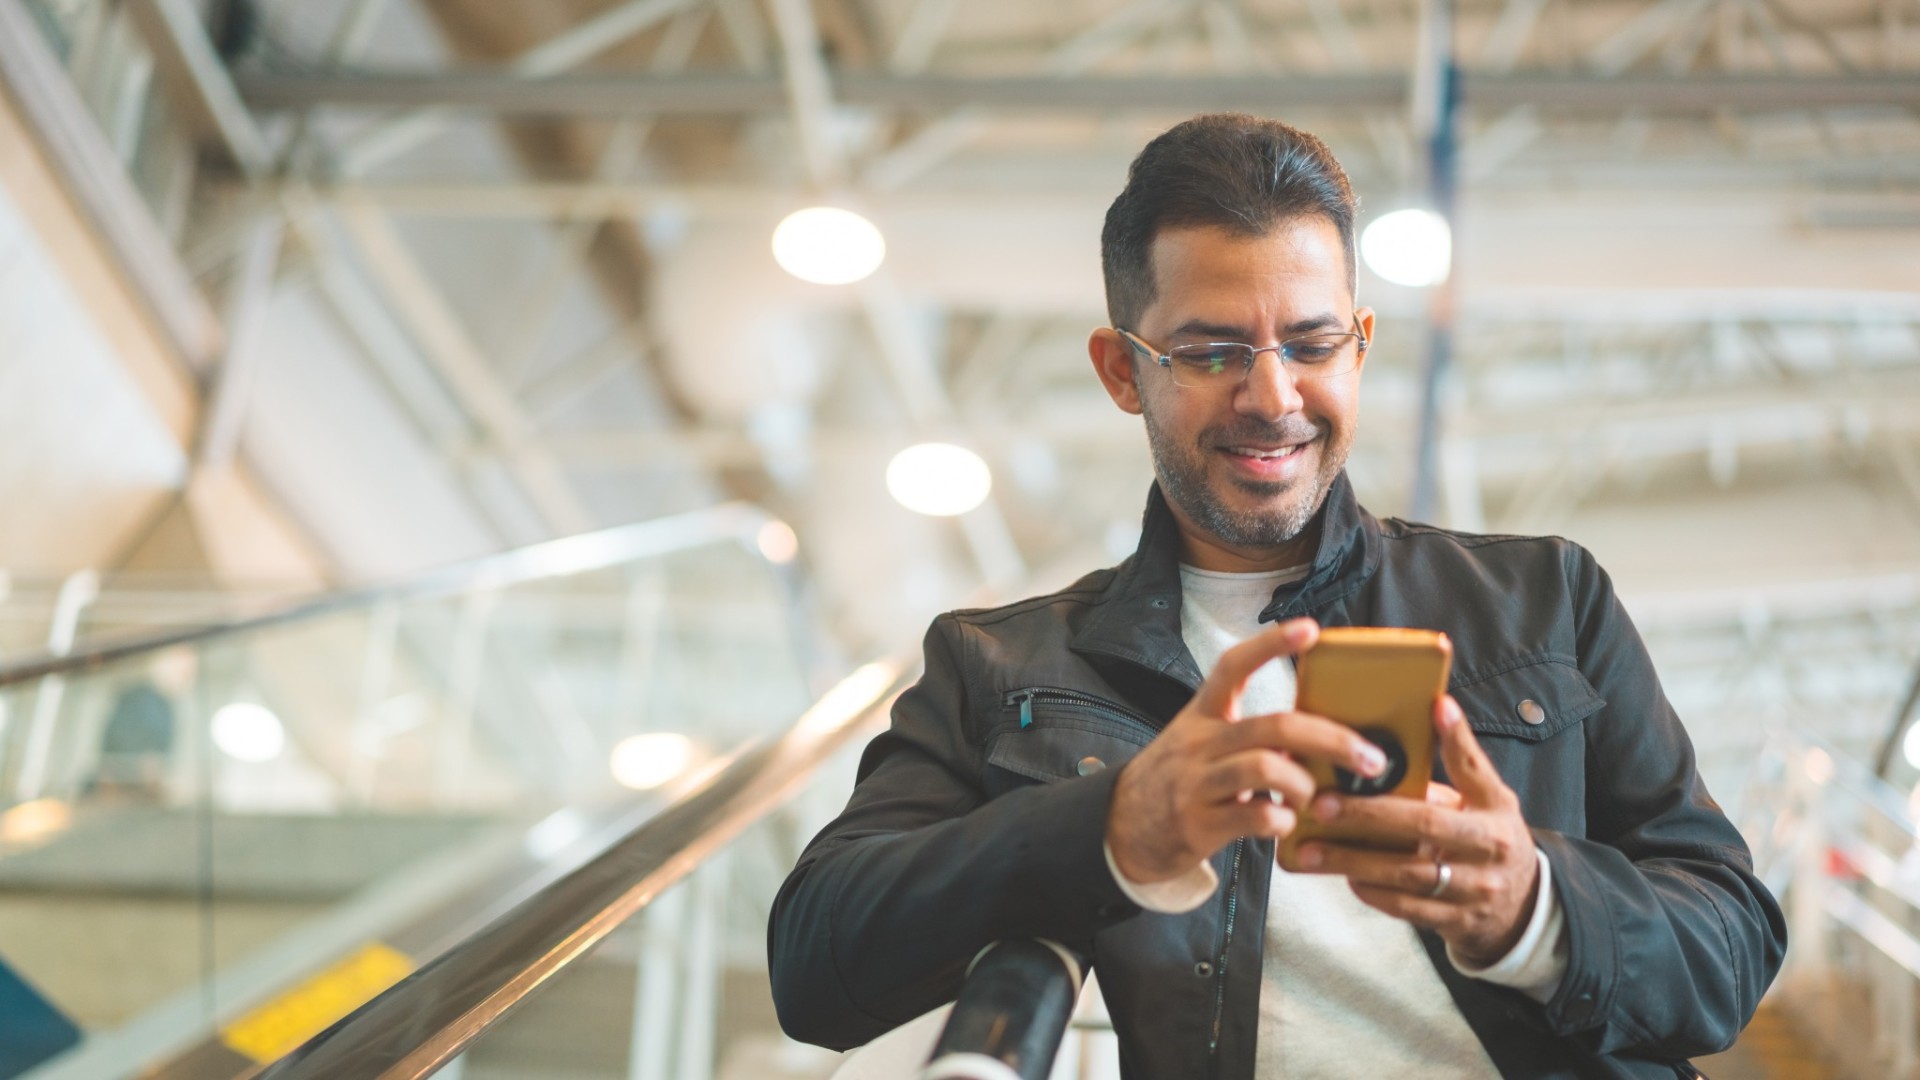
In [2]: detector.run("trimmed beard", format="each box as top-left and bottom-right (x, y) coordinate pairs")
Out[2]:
(1143, 405), (1346, 549)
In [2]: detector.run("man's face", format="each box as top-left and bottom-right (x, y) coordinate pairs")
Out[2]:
(1089, 217), (1373, 566)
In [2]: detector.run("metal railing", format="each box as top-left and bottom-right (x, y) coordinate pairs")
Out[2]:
(256, 658), (912, 1080)
(0, 503), (842, 1080)
(1741, 727), (1920, 1078)
(0, 502), (801, 688)
(920, 941), (1083, 1080)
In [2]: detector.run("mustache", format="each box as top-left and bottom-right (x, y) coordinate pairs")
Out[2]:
(1203, 418), (1323, 448)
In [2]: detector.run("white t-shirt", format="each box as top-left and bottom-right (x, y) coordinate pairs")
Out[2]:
(1103, 564), (1568, 1077)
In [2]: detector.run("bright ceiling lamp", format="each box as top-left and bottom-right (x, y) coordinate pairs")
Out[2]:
(887, 443), (993, 517)
(212, 702), (286, 763)
(1360, 208), (1452, 287)
(771, 207), (886, 285)
(756, 519), (800, 565)
(0, 798), (71, 846)
(1902, 723), (1920, 772)
(610, 732), (697, 791)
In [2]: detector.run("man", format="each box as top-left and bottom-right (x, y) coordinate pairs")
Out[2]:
(769, 113), (1784, 1078)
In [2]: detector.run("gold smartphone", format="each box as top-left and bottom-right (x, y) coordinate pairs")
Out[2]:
(1278, 627), (1452, 864)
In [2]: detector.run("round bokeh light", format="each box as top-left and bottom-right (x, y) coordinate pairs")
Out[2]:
(771, 207), (886, 285)
(1360, 208), (1452, 287)
(610, 732), (697, 791)
(211, 702), (286, 763)
(756, 519), (800, 565)
(886, 443), (993, 517)
(1901, 722), (1920, 772)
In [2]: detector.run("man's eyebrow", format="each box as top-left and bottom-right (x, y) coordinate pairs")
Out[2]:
(1282, 313), (1345, 335)
(1168, 314), (1345, 340)
(1168, 319), (1249, 340)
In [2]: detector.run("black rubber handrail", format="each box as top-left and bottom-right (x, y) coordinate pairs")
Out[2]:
(251, 657), (913, 1080)
(0, 503), (786, 687)
(922, 940), (1083, 1080)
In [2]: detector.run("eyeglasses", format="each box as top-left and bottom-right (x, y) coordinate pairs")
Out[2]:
(1115, 322), (1369, 388)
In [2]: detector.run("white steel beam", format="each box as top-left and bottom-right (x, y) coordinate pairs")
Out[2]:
(280, 0), (394, 175)
(332, 199), (595, 535)
(861, 0), (1200, 190)
(889, 0), (960, 73)
(336, 0), (701, 177)
(521, 317), (654, 423)
(122, 0), (270, 176)
(193, 216), (283, 474)
(767, 0), (845, 186)
(498, 10), (708, 384)
(713, 0), (772, 73)
(0, 2), (222, 368)
(124, 0), (272, 176)
(1481, 0), (1548, 72)
(1306, 0), (1369, 70)
(240, 70), (1920, 117)
(1462, 104), (1543, 181)
(1587, 0), (1712, 75)
(1202, 1), (1274, 74)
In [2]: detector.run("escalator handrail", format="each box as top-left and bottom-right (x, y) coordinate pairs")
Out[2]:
(0, 502), (786, 687)
(922, 940), (1083, 1080)
(255, 656), (915, 1080)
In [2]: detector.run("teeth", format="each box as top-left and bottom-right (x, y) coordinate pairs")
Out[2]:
(1230, 445), (1300, 459)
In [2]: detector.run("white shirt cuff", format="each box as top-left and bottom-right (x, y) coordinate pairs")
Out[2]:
(1446, 848), (1568, 1003)
(1103, 840), (1218, 914)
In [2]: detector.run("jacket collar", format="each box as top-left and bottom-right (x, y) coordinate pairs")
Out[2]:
(1070, 472), (1380, 688)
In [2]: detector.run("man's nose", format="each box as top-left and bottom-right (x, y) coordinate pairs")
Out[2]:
(1235, 350), (1304, 418)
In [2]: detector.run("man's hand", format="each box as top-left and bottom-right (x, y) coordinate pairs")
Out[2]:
(1291, 695), (1540, 966)
(1106, 618), (1393, 885)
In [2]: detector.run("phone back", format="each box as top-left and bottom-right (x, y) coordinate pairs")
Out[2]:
(1278, 627), (1451, 863)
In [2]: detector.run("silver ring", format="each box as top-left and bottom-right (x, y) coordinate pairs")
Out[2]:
(1427, 859), (1453, 899)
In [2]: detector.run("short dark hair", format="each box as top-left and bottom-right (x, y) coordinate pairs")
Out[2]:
(1100, 113), (1358, 328)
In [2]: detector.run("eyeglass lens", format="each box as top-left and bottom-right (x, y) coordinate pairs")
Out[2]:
(1165, 336), (1362, 385)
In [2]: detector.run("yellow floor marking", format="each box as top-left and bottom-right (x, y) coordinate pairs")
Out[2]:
(219, 942), (414, 1064)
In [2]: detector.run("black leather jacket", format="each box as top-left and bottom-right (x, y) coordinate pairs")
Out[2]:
(770, 475), (1786, 1078)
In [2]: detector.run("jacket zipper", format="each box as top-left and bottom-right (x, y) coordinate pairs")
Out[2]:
(1207, 837), (1247, 1062)
(1003, 687), (1159, 732)
(1007, 686), (1240, 1066)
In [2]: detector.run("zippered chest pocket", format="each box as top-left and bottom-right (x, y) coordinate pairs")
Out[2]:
(983, 688), (1158, 793)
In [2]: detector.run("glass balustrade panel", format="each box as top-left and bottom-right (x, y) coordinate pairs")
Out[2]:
(0, 535), (814, 1078)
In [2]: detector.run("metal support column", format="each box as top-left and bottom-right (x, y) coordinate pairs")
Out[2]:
(1407, 0), (1461, 524)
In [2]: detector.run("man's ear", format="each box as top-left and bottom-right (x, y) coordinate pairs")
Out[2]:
(1353, 306), (1377, 376)
(1089, 328), (1144, 415)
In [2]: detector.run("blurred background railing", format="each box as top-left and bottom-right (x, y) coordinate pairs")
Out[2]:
(0, 504), (871, 1080)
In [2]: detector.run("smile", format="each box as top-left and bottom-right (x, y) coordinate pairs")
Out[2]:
(1215, 439), (1315, 482)
(1223, 444), (1307, 460)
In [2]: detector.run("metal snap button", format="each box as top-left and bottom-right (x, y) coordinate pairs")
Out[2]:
(1077, 756), (1107, 776)
(1517, 699), (1546, 725)
(1194, 961), (1214, 978)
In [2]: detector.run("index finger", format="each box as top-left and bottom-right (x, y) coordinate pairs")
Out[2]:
(1193, 618), (1319, 719)
(1435, 695), (1511, 809)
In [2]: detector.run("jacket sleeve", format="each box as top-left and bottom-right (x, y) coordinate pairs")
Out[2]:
(766, 614), (1141, 1051)
(1530, 545), (1787, 1058)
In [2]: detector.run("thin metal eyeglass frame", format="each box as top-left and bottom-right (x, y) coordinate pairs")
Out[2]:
(1115, 321), (1370, 387)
